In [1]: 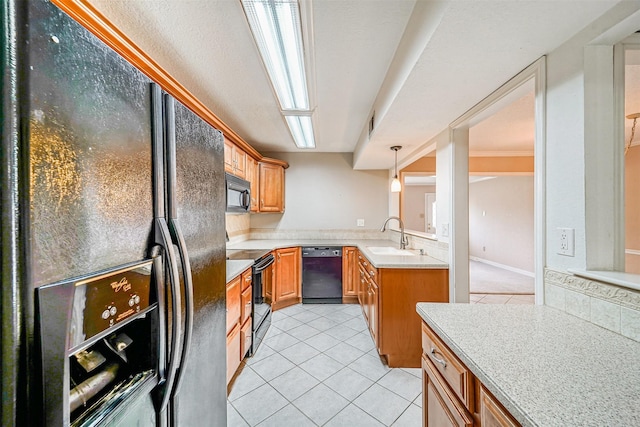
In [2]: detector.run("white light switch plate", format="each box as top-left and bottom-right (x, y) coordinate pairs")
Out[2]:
(357, 219), (365, 227)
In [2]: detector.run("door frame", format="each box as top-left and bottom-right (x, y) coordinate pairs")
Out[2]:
(448, 57), (546, 304)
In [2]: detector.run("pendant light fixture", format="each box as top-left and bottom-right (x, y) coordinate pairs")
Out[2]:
(626, 113), (640, 156)
(390, 146), (402, 193)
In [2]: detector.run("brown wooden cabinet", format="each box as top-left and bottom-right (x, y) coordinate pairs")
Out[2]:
(479, 385), (519, 427)
(357, 250), (448, 368)
(226, 267), (253, 386)
(272, 247), (301, 310)
(423, 355), (474, 427)
(259, 162), (285, 213)
(246, 156), (260, 212)
(224, 138), (247, 178)
(421, 321), (521, 427)
(342, 246), (358, 302)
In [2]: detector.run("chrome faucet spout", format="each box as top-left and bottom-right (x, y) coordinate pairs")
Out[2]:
(380, 216), (408, 250)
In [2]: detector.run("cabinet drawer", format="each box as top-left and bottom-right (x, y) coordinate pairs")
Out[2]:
(422, 323), (473, 409)
(358, 255), (378, 283)
(241, 285), (252, 325)
(226, 276), (241, 336)
(240, 317), (252, 359)
(423, 355), (473, 427)
(242, 269), (252, 291)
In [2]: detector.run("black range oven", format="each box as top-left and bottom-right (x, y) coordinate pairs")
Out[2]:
(226, 249), (275, 356)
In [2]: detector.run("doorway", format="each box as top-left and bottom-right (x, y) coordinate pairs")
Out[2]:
(449, 58), (546, 304)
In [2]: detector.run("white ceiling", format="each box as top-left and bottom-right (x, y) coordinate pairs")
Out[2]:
(88, 0), (620, 170)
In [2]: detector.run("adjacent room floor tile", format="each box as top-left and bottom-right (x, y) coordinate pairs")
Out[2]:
(289, 310), (321, 323)
(256, 404), (316, 427)
(306, 316), (340, 332)
(269, 366), (320, 401)
(243, 344), (276, 366)
(324, 403), (385, 427)
(230, 384), (288, 426)
(324, 324), (360, 341)
(292, 383), (349, 425)
(342, 317), (368, 332)
(353, 383), (412, 426)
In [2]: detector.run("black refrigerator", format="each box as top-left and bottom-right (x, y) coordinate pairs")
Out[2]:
(1, 1), (227, 426)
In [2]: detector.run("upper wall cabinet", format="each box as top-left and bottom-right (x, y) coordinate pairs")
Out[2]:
(224, 138), (247, 179)
(259, 162), (285, 213)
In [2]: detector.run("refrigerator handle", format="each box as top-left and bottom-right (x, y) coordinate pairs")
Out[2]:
(168, 219), (194, 397)
(163, 93), (194, 398)
(151, 84), (182, 415)
(153, 218), (183, 414)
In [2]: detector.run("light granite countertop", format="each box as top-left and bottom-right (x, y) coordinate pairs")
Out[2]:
(227, 239), (448, 269)
(226, 259), (253, 283)
(416, 303), (640, 426)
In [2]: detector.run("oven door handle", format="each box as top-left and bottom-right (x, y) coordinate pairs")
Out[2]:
(253, 254), (275, 272)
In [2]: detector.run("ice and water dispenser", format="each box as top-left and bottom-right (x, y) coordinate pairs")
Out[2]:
(37, 258), (162, 426)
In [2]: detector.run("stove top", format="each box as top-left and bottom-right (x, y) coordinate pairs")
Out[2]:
(225, 249), (271, 261)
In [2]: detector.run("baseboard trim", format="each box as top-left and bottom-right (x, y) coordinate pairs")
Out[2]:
(469, 256), (534, 278)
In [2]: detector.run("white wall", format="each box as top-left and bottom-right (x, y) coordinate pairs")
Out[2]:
(403, 184), (436, 232)
(251, 152), (389, 230)
(469, 176), (534, 273)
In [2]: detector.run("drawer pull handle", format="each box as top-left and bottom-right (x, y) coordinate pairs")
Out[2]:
(430, 347), (447, 368)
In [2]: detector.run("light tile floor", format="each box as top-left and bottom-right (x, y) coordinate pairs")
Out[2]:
(470, 293), (535, 304)
(227, 303), (422, 426)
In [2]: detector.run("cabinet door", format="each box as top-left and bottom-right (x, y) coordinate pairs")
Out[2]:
(226, 276), (241, 335)
(247, 156), (260, 212)
(480, 385), (519, 427)
(224, 138), (234, 174)
(226, 323), (241, 385)
(369, 279), (379, 347)
(241, 282), (252, 325)
(274, 247), (300, 302)
(259, 162), (284, 212)
(234, 147), (246, 179)
(423, 356), (474, 427)
(240, 317), (252, 360)
(342, 246), (357, 297)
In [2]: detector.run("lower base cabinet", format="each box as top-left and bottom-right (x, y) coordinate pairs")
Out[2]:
(226, 324), (241, 385)
(227, 267), (253, 387)
(422, 321), (521, 427)
(357, 250), (449, 368)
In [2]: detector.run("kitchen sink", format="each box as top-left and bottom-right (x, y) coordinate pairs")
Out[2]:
(366, 246), (416, 256)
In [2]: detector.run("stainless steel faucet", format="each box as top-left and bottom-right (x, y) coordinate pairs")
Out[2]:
(380, 216), (408, 249)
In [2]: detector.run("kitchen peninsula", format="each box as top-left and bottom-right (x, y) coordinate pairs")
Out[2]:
(417, 303), (640, 426)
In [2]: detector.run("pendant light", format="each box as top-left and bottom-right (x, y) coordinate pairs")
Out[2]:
(626, 113), (640, 156)
(390, 146), (402, 193)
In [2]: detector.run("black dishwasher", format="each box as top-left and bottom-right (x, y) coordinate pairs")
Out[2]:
(301, 247), (343, 304)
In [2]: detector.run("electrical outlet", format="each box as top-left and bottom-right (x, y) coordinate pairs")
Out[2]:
(357, 219), (365, 227)
(557, 228), (575, 256)
(441, 223), (449, 237)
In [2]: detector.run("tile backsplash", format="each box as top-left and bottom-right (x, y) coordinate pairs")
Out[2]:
(545, 268), (640, 342)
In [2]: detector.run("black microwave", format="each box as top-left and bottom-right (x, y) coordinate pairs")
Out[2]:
(225, 173), (251, 213)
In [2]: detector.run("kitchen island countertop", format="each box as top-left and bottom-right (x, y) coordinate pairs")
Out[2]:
(416, 303), (640, 426)
(227, 239), (448, 269)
